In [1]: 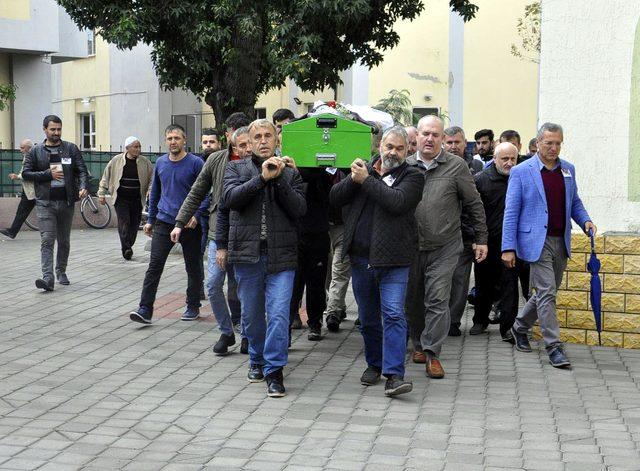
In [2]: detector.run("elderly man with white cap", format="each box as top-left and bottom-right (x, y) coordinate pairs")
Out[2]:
(98, 136), (153, 259)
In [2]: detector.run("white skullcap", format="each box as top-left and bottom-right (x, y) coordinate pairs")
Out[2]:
(124, 136), (140, 148)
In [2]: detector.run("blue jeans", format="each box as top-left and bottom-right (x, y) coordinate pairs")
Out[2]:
(207, 240), (242, 337)
(351, 257), (410, 377)
(234, 255), (295, 376)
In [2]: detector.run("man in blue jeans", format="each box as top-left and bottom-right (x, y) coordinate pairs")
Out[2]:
(330, 126), (423, 397)
(222, 119), (306, 398)
(173, 125), (252, 355)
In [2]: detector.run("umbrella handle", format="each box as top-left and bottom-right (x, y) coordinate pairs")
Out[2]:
(589, 229), (596, 253)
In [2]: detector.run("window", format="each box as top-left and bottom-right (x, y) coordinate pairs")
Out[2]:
(254, 108), (266, 119)
(80, 113), (96, 150)
(87, 30), (96, 56)
(412, 107), (441, 125)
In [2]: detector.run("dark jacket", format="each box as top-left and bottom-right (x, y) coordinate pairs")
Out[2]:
(330, 158), (423, 267)
(222, 155), (307, 273)
(297, 167), (333, 235)
(22, 140), (89, 206)
(474, 164), (509, 244)
(407, 150), (488, 251)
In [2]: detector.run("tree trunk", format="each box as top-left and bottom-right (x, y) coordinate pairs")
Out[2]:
(203, 11), (264, 131)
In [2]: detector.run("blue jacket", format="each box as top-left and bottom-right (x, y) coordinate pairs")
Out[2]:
(501, 154), (591, 262)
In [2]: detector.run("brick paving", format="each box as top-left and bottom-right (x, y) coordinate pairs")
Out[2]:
(1, 229), (640, 470)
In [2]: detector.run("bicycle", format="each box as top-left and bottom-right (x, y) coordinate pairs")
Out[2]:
(23, 193), (112, 231)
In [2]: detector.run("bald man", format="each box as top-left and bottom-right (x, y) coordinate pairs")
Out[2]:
(404, 126), (418, 156)
(1, 139), (35, 239)
(405, 115), (488, 379)
(471, 142), (520, 338)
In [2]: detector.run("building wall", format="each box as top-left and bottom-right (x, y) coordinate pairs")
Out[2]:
(0, 0), (30, 21)
(539, 0), (640, 232)
(12, 55), (54, 145)
(0, 53), (11, 148)
(463, 0), (539, 141)
(56, 37), (111, 149)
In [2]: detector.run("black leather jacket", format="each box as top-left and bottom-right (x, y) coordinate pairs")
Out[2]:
(22, 141), (88, 206)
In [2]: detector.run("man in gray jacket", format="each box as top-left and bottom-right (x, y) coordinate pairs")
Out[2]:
(406, 115), (488, 378)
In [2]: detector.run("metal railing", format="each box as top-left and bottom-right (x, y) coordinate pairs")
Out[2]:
(0, 149), (165, 196)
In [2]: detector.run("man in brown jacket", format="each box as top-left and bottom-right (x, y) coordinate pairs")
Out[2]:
(406, 115), (488, 379)
(98, 136), (153, 260)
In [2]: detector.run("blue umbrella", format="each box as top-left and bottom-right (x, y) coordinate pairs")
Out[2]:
(586, 229), (602, 345)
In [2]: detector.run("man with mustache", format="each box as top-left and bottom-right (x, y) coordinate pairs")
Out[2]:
(406, 115), (488, 379)
(330, 125), (423, 396)
(222, 119), (306, 397)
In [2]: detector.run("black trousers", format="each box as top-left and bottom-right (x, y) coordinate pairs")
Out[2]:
(517, 259), (530, 300)
(289, 232), (330, 329)
(8, 192), (36, 236)
(473, 242), (519, 336)
(139, 220), (203, 312)
(114, 197), (142, 253)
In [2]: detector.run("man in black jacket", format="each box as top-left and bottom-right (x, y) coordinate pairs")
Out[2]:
(222, 119), (306, 398)
(472, 142), (520, 339)
(330, 126), (423, 397)
(22, 115), (88, 291)
(443, 126), (483, 337)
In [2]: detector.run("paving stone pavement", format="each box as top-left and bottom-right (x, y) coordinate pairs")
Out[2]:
(2, 229), (640, 471)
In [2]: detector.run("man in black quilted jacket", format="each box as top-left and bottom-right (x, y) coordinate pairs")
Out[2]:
(222, 119), (306, 398)
(330, 126), (423, 397)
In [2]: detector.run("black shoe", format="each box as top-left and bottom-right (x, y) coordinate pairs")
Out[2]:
(355, 318), (361, 327)
(123, 248), (133, 260)
(240, 337), (249, 354)
(247, 364), (264, 383)
(308, 326), (323, 341)
(467, 287), (477, 306)
(339, 309), (347, 321)
(511, 327), (532, 352)
(291, 316), (302, 330)
(548, 345), (571, 368)
(129, 308), (152, 325)
(448, 324), (461, 337)
(501, 330), (515, 344)
(0, 229), (15, 239)
(56, 273), (70, 285)
(213, 333), (236, 355)
(35, 278), (54, 292)
(360, 366), (381, 386)
(266, 369), (286, 398)
(469, 323), (488, 335)
(326, 313), (340, 333)
(384, 376), (413, 397)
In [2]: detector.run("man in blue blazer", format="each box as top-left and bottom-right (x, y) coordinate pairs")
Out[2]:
(502, 122), (596, 368)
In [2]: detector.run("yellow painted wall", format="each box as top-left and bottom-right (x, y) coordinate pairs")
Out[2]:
(0, 53), (12, 148)
(58, 38), (110, 149)
(368, 0), (450, 116)
(463, 0), (539, 141)
(0, 0), (30, 20)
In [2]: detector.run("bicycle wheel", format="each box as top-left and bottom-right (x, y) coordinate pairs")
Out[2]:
(24, 209), (39, 231)
(81, 196), (112, 229)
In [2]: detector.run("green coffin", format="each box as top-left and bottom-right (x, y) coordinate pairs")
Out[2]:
(280, 113), (373, 168)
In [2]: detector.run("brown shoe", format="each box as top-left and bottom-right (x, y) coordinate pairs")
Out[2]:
(426, 358), (445, 379)
(412, 350), (427, 364)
